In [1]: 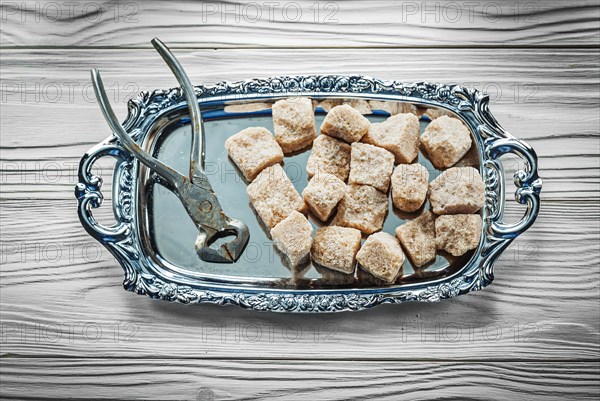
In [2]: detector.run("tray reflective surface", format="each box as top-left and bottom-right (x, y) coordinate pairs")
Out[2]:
(149, 112), (472, 287)
(75, 76), (542, 312)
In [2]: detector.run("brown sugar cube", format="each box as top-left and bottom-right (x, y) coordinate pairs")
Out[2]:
(391, 163), (429, 212)
(272, 97), (317, 153)
(435, 214), (482, 256)
(315, 264), (356, 285)
(247, 164), (306, 229)
(270, 211), (314, 267)
(302, 174), (346, 221)
(319, 99), (372, 115)
(348, 143), (395, 192)
(317, 98), (342, 112)
(224, 127), (284, 182)
(346, 99), (372, 115)
(306, 134), (351, 181)
(423, 107), (454, 120)
(336, 184), (388, 234)
(368, 100), (398, 115)
(320, 104), (371, 143)
(421, 116), (472, 168)
(395, 211), (436, 267)
(311, 226), (362, 274)
(362, 113), (420, 164)
(368, 101), (418, 116)
(224, 102), (271, 113)
(429, 167), (485, 215)
(453, 144), (480, 168)
(356, 232), (405, 284)
(398, 102), (418, 115)
(356, 265), (401, 286)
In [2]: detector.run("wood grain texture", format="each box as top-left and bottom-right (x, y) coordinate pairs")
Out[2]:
(1, 359), (599, 400)
(1, 199), (598, 360)
(1, 49), (599, 201)
(1, 1), (599, 398)
(1, 0), (599, 48)
(0, 48), (599, 365)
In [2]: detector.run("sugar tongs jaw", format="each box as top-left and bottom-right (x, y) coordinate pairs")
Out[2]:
(90, 38), (249, 263)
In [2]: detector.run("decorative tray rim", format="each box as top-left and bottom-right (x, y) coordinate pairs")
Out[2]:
(75, 75), (542, 313)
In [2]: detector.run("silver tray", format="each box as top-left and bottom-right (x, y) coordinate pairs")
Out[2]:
(75, 75), (542, 312)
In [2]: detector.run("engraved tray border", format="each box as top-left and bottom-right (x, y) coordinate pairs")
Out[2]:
(75, 75), (542, 312)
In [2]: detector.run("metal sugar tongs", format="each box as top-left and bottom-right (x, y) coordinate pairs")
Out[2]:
(91, 38), (249, 263)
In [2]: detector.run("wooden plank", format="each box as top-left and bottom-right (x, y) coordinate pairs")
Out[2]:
(1, 2), (598, 397)
(1, 49), (599, 201)
(1, 199), (598, 360)
(1, 359), (599, 400)
(4, 146), (596, 200)
(0, 48), (598, 361)
(1, 0), (599, 48)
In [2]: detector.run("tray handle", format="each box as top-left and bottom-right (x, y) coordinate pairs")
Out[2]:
(75, 142), (132, 243)
(487, 137), (543, 239)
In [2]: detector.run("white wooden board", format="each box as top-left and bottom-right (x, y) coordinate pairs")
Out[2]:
(1, 1), (599, 399)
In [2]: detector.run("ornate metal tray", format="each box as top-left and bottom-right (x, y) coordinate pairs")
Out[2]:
(75, 75), (542, 312)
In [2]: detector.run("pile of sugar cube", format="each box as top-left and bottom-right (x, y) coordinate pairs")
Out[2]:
(224, 98), (485, 284)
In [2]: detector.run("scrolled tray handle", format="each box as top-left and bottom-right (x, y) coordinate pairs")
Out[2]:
(487, 137), (542, 239)
(75, 141), (132, 243)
